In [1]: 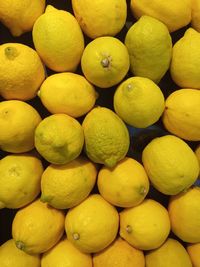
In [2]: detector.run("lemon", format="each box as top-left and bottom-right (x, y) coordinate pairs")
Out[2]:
(191, 0), (200, 32)
(0, 239), (40, 267)
(168, 187), (200, 243)
(170, 28), (200, 89)
(93, 237), (145, 267)
(38, 72), (97, 118)
(142, 135), (200, 195)
(187, 243), (200, 267)
(125, 16), (172, 83)
(145, 238), (192, 267)
(41, 156), (97, 209)
(0, 43), (45, 100)
(97, 157), (149, 208)
(162, 89), (200, 141)
(0, 153), (43, 209)
(82, 106), (130, 167)
(12, 199), (65, 254)
(0, 100), (41, 153)
(195, 145), (200, 166)
(114, 77), (165, 128)
(32, 5), (84, 72)
(81, 36), (130, 88)
(34, 114), (84, 165)
(0, 0), (45, 36)
(41, 237), (92, 267)
(65, 194), (119, 253)
(130, 0), (191, 32)
(72, 0), (127, 39)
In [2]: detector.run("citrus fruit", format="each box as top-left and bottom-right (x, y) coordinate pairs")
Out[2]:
(82, 106), (130, 167)
(81, 36), (130, 88)
(125, 16), (172, 83)
(0, 100), (41, 153)
(34, 114), (84, 165)
(0, 153), (43, 209)
(32, 5), (84, 72)
(187, 243), (200, 267)
(97, 157), (149, 207)
(119, 199), (170, 250)
(0, 43), (45, 100)
(142, 135), (199, 195)
(65, 194), (119, 253)
(195, 145), (200, 166)
(191, 0), (200, 32)
(38, 72), (97, 117)
(114, 77), (165, 128)
(12, 199), (65, 254)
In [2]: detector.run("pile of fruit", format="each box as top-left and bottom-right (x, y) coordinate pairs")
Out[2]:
(0, 0), (200, 266)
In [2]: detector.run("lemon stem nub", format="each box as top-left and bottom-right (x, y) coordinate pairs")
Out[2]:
(5, 47), (18, 60)
(73, 233), (80, 240)
(126, 225), (132, 234)
(16, 241), (25, 251)
(101, 58), (110, 68)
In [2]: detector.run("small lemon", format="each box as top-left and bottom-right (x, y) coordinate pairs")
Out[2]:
(38, 72), (98, 117)
(41, 237), (92, 267)
(142, 135), (200, 195)
(81, 36), (130, 88)
(41, 156), (97, 209)
(72, 0), (127, 39)
(97, 157), (149, 208)
(34, 114), (84, 165)
(168, 187), (200, 243)
(65, 194), (119, 253)
(0, 100), (41, 153)
(114, 77), (165, 128)
(162, 89), (200, 141)
(187, 243), (200, 267)
(82, 106), (130, 167)
(0, 43), (45, 100)
(93, 237), (145, 267)
(170, 28), (200, 89)
(0, 239), (40, 267)
(130, 0), (191, 32)
(0, 0), (45, 36)
(12, 199), (65, 254)
(191, 0), (200, 32)
(32, 5), (84, 72)
(125, 16), (172, 83)
(145, 238), (192, 267)
(0, 153), (43, 209)
(119, 199), (170, 250)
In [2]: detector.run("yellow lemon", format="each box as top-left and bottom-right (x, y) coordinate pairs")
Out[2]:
(170, 28), (200, 89)
(145, 238), (192, 267)
(97, 157), (149, 208)
(34, 114), (84, 165)
(0, 239), (40, 267)
(114, 77), (165, 128)
(65, 194), (119, 253)
(72, 0), (127, 39)
(125, 16), (172, 83)
(0, 43), (45, 100)
(195, 145), (200, 166)
(130, 0), (191, 32)
(0, 153), (43, 209)
(191, 0), (200, 32)
(93, 237), (145, 267)
(12, 198), (65, 254)
(81, 36), (130, 88)
(38, 72), (97, 118)
(142, 135), (199, 195)
(162, 89), (200, 141)
(0, 0), (45, 36)
(119, 199), (170, 250)
(187, 243), (200, 267)
(82, 106), (130, 167)
(32, 5), (84, 72)
(0, 100), (41, 153)
(168, 187), (200, 243)
(41, 156), (97, 209)
(41, 237), (92, 267)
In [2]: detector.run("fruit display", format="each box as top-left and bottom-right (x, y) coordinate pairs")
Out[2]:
(0, 1), (200, 266)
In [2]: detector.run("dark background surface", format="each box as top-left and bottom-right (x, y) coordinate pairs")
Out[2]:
(0, 0), (198, 246)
